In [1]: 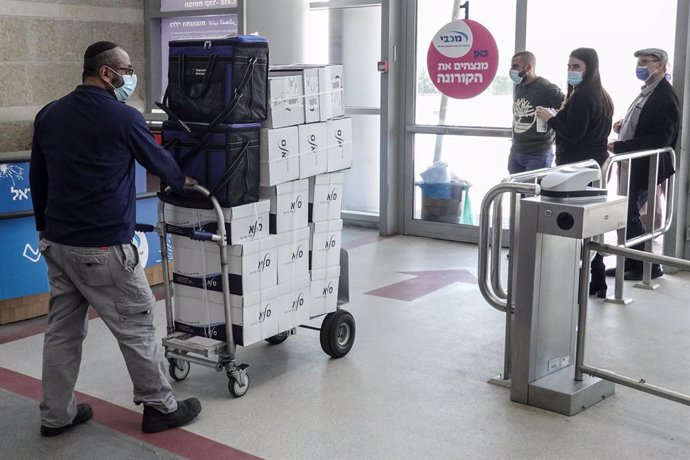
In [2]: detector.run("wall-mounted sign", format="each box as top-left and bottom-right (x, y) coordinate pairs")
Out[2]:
(0, 162), (32, 214)
(426, 19), (498, 99)
(161, 0), (237, 12)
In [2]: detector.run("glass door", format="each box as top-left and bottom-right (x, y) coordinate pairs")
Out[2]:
(403, 0), (516, 242)
(308, 1), (382, 224)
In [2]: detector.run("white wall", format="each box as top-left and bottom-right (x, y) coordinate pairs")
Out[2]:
(245, 0), (307, 65)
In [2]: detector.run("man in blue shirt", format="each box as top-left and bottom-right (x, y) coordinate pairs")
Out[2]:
(30, 41), (201, 436)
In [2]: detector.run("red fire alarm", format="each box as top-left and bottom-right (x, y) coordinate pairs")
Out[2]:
(377, 60), (389, 73)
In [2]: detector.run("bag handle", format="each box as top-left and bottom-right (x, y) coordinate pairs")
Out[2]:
(208, 141), (251, 200)
(177, 54), (218, 99)
(156, 55), (258, 139)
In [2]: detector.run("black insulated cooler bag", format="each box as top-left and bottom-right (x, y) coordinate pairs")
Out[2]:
(160, 35), (269, 125)
(160, 121), (261, 209)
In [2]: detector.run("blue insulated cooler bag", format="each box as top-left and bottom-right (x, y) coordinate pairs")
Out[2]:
(159, 35), (268, 126)
(160, 121), (261, 209)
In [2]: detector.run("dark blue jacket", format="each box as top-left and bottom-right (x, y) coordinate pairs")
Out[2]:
(30, 85), (185, 246)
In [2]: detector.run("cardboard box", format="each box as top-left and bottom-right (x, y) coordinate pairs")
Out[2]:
(260, 126), (300, 186)
(310, 265), (340, 318)
(326, 117), (352, 172)
(259, 179), (308, 234)
(173, 282), (290, 346)
(270, 65), (321, 124)
(309, 219), (342, 270)
(278, 275), (311, 332)
(318, 65), (344, 120)
(165, 200), (270, 246)
(171, 234), (278, 296)
(298, 122), (328, 179)
(275, 227), (310, 283)
(263, 75), (305, 129)
(308, 172), (344, 222)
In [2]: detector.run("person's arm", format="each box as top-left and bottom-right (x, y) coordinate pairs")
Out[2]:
(546, 92), (592, 143)
(29, 126), (48, 233)
(546, 83), (565, 110)
(610, 89), (679, 153)
(126, 113), (187, 192)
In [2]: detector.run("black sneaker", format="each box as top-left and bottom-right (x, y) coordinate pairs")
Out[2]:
(141, 398), (201, 433)
(40, 403), (93, 437)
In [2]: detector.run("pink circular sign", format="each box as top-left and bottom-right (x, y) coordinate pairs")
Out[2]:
(427, 19), (499, 99)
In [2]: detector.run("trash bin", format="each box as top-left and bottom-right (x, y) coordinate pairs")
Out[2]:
(417, 182), (466, 224)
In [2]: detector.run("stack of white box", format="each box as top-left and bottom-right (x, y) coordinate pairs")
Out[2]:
(166, 200), (301, 347)
(263, 64), (352, 321)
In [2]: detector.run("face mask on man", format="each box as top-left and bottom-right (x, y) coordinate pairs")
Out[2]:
(635, 65), (652, 82)
(106, 67), (138, 102)
(567, 70), (583, 87)
(509, 68), (526, 85)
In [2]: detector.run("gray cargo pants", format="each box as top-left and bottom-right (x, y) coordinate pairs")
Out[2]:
(39, 239), (177, 428)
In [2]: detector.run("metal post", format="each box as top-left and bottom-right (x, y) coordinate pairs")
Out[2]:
(575, 238), (592, 381)
(157, 200), (175, 334)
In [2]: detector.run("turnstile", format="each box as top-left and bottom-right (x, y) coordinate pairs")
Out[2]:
(510, 188), (627, 415)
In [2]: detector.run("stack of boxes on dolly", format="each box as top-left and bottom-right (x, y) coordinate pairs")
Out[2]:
(158, 35), (351, 347)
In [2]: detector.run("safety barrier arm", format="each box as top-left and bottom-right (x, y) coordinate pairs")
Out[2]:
(599, 147), (676, 298)
(576, 238), (690, 406)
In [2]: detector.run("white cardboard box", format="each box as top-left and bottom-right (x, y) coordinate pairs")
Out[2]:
(326, 117), (352, 172)
(310, 265), (340, 318)
(260, 126), (300, 186)
(319, 65), (344, 120)
(173, 282), (290, 346)
(171, 234), (278, 296)
(308, 172), (344, 222)
(270, 66), (321, 124)
(259, 179), (308, 234)
(263, 75), (305, 129)
(298, 122), (328, 179)
(309, 219), (342, 270)
(275, 227), (310, 283)
(165, 201), (270, 245)
(277, 275), (311, 332)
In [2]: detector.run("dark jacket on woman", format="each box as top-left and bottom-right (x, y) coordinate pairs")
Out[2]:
(548, 86), (612, 166)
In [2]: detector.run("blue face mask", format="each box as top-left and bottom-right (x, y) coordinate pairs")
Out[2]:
(567, 71), (583, 87)
(509, 69), (525, 85)
(636, 65), (651, 82)
(107, 67), (138, 102)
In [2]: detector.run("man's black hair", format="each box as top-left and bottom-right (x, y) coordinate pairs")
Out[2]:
(82, 41), (120, 80)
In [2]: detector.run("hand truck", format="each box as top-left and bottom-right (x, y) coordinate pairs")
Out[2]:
(144, 184), (355, 397)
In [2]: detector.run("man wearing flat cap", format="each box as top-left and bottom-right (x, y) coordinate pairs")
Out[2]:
(30, 41), (200, 436)
(606, 48), (680, 280)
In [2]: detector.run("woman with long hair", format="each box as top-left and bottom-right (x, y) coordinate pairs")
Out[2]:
(535, 47), (614, 298)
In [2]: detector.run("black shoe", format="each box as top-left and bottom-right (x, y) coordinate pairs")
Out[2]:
(625, 267), (664, 281)
(41, 403), (93, 437)
(142, 398), (201, 433)
(589, 281), (607, 298)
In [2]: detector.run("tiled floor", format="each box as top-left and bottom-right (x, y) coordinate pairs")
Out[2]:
(1, 227), (688, 459)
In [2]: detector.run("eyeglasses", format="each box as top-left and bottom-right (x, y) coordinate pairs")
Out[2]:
(111, 66), (135, 76)
(637, 58), (659, 66)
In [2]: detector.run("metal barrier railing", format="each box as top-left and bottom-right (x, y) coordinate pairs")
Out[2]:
(599, 147), (676, 302)
(478, 160), (602, 382)
(577, 240), (690, 406)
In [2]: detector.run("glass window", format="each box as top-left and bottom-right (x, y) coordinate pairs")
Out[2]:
(413, 134), (511, 225)
(415, 0), (516, 127)
(526, 0), (677, 123)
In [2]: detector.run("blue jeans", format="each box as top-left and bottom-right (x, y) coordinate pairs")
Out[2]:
(508, 148), (554, 174)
